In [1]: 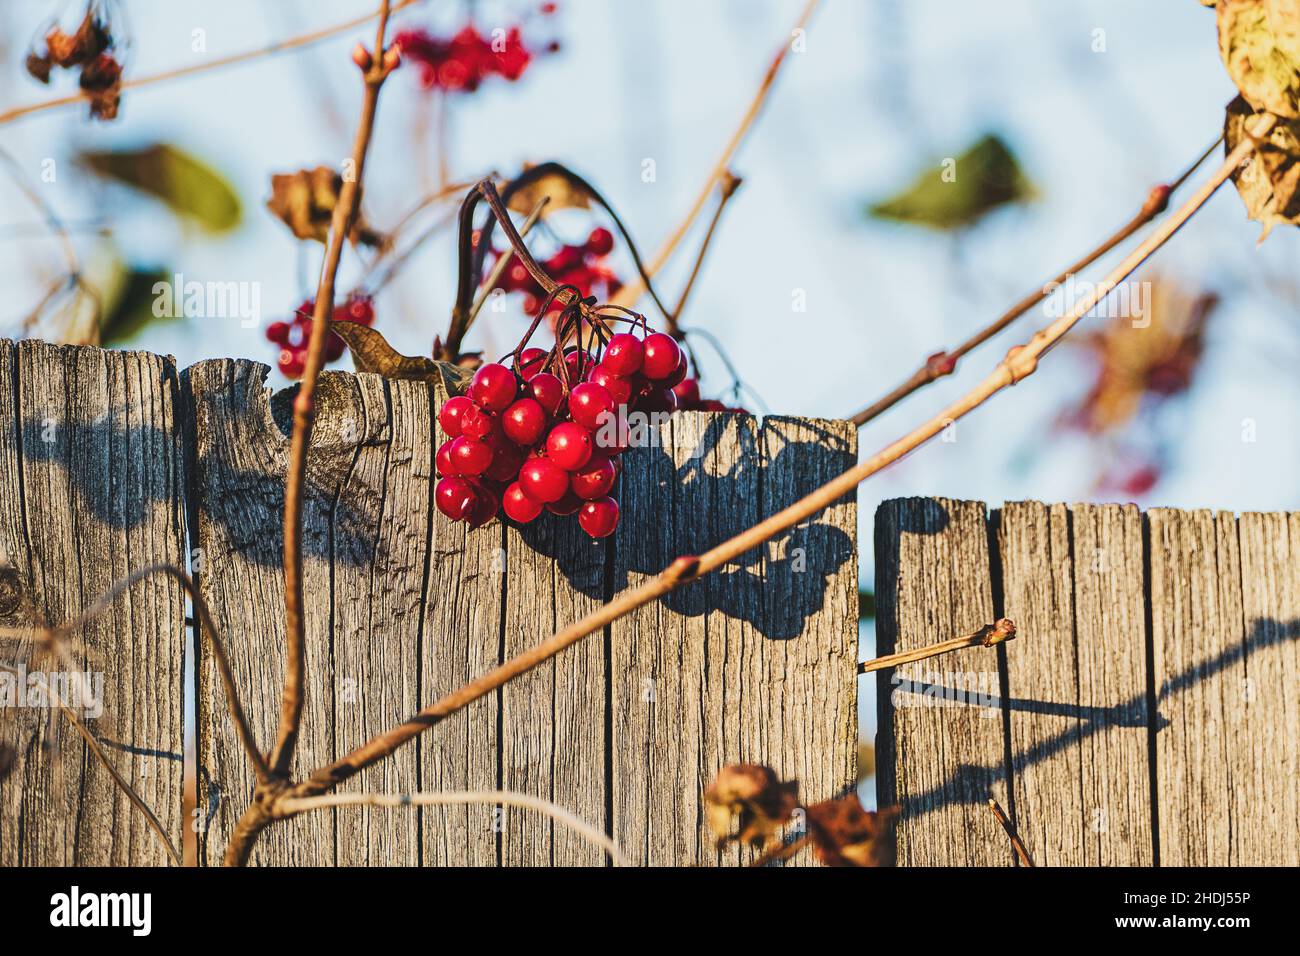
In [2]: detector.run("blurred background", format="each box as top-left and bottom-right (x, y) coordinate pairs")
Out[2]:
(3, 0), (1299, 812)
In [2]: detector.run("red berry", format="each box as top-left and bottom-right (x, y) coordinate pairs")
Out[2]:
(484, 440), (523, 482)
(518, 457), (569, 504)
(578, 497), (620, 538)
(547, 245), (584, 273)
(436, 439), (459, 476)
(568, 382), (615, 431)
(436, 476), (478, 521)
(518, 347), (549, 381)
(588, 365), (632, 407)
(637, 385), (678, 413)
(278, 348), (305, 378)
(503, 482), (543, 522)
(465, 482), (501, 528)
(439, 395), (475, 437)
(469, 362), (519, 412)
(449, 435), (493, 476)
(672, 378), (701, 406)
(529, 373), (565, 416)
(502, 398), (547, 445)
(546, 422), (594, 471)
(586, 227), (614, 256)
(546, 489), (582, 516)
(564, 349), (592, 383)
(266, 320), (291, 345)
(641, 333), (682, 381)
(459, 402), (498, 441)
(662, 352), (688, 388)
(603, 333), (644, 377)
(570, 454), (616, 500)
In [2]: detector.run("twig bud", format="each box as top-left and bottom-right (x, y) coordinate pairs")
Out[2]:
(382, 45), (402, 72)
(351, 43), (373, 71)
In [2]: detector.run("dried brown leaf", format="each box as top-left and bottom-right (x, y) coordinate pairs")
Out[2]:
(332, 322), (473, 394)
(1218, 0), (1300, 119)
(266, 166), (382, 247)
(1225, 95), (1300, 238)
(703, 764), (800, 848)
(805, 797), (899, 867)
(504, 163), (592, 214)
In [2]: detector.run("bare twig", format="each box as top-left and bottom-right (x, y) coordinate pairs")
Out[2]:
(668, 172), (742, 336)
(273, 1), (399, 781)
(858, 618), (1015, 674)
(287, 122), (1266, 805)
(611, 0), (821, 309)
(466, 196), (550, 324)
(847, 135), (1226, 427)
(276, 789), (627, 866)
(989, 798), (1034, 867)
(0, 0), (426, 127)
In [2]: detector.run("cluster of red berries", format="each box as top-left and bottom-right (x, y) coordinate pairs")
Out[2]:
(265, 294), (375, 378)
(491, 227), (622, 318)
(395, 18), (553, 93)
(435, 329), (692, 537)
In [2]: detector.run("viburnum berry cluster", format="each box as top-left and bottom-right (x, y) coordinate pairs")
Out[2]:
(435, 308), (698, 538)
(490, 227), (622, 318)
(265, 294), (375, 378)
(395, 3), (559, 96)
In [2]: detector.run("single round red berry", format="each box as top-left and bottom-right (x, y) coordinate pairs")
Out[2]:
(484, 439), (523, 483)
(641, 333), (682, 381)
(570, 454), (616, 500)
(603, 333), (644, 377)
(568, 382), (615, 431)
(466, 482), (501, 529)
(436, 439), (459, 477)
(439, 395), (475, 437)
(546, 422), (593, 471)
(637, 385), (678, 413)
(586, 227), (614, 256)
(518, 457), (569, 504)
(449, 435), (493, 476)
(503, 481), (543, 523)
(436, 476), (478, 521)
(662, 352), (688, 388)
(589, 364), (633, 406)
(672, 378), (701, 406)
(266, 321), (291, 345)
(578, 496), (620, 538)
(459, 402), (499, 441)
(278, 348), (305, 378)
(517, 347), (549, 381)
(502, 398), (547, 445)
(564, 349), (592, 383)
(529, 373), (565, 416)
(469, 362), (519, 412)
(546, 489), (582, 516)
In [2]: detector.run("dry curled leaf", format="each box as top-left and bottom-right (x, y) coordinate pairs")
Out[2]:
(1225, 95), (1300, 238)
(331, 322), (474, 395)
(805, 797), (899, 867)
(1217, 0), (1300, 119)
(266, 167), (383, 247)
(704, 764), (800, 847)
(504, 163), (592, 214)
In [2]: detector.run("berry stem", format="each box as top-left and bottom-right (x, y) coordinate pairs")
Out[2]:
(847, 133), (1226, 428)
(466, 196), (550, 323)
(280, 122), (1267, 805)
(610, 0), (821, 309)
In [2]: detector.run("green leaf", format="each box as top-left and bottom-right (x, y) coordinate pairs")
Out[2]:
(1217, 0), (1300, 118)
(1225, 95), (1300, 239)
(79, 143), (242, 232)
(867, 134), (1034, 230)
(98, 264), (173, 346)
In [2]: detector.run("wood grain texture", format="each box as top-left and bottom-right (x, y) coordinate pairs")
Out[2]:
(611, 413), (858, 865)
(997, 501), (1083, 866)
(0, 339), (186, 866)
(1069, 504), (1152, 865)
(875, 497), (1010, 867)
(1234, 512), (1300, 864)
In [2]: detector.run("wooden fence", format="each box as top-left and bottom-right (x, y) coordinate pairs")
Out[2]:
(875, 497), (1300, 866)
(0, 338), (858, 866)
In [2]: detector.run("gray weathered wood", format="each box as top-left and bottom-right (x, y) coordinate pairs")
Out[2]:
(875, 497), (1010, 867)
(611, 413), (858, 865)
(0, 339), (186, 866)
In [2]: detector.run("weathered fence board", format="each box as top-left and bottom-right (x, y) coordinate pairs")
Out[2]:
(0, 339), (186, 866)
(878, 497), (1300, 867)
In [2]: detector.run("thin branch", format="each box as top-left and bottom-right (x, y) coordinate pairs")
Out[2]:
(466, 196), (549, 324)
(276, 789), (628, 866)
(273, 0), (399, 779)
(0, 0), (426, 127)
(858, 618), (1016, 674)
(289, 122), (1267, 802)
(989, 798), (1034, 867)
(668, 172), (742, 336)
(847, 135), (1226, 427)
(610, 0), (820, 308)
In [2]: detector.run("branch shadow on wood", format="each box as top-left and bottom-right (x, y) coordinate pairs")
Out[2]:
(884, 615), (1300, 820)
